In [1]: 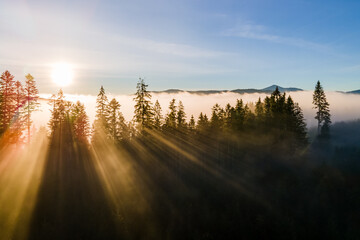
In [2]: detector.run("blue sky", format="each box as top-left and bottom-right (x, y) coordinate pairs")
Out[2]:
(0, 0), (360, 94)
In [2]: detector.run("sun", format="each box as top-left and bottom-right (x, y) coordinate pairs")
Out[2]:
(51, 63), (74, 87)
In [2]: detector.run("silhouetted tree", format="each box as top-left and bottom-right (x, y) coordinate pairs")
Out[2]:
(107, 98), (121, 142)
(197, 112), (209, 132)
(177, 101), (186, 129)
(210, 104), (224, 130)
(71, 101), (90, 143)
(133, 78), (153, 132)
(48, 89), (67, 134)
(165, 99), (177, 129)
(153, 100), (163, 130)
(92, 86), (110, 142)
(313, 81), (331, 137)
(189, 115), (196, 130)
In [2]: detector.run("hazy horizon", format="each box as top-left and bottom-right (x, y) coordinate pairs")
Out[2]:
(32, 90), (360, 130)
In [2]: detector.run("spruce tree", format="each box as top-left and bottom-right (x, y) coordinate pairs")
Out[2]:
(224, 103), (234, 130)
(197, 112), (209, 132)
(108, 98), (121, 142)
(12, 81), (25, 142)
(176, 101), (186, 129)
(95, 86), (109, 127)
(211, 103), (224, 130)
(189, 115), (196, 130)
(313, 81), (331, 137)
(286, 96), (307, 147)
(133, 78), (154, 132)
(92, 86), (110, 142)
(48, 89), (67, 134)
(71, 101), (90, 143)
(0, 71), (16, 134)
(165, 99), (177, 129)
(153, 100), (163, 129)
(23, 73), (39, 142)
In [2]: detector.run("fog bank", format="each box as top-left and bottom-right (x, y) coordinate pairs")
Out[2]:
(32, 91), (360, 130)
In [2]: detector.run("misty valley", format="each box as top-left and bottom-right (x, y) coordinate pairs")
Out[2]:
(0, 72), (360, 240)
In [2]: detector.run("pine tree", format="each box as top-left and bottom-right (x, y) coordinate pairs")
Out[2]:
(11, 81), (25, 142)
(48, 89), (67, 134)
(233, 99), (246, 131)
(313, 81), (331, 137)
(95, 86), (109, 127)
(176, 101), (186, 129)
(108, 98), (121, 142)
(71, 101), (90, 143)
(92, 86), (110, 142)
(0, 71), (16, 134)
(165, 99), (177, 129)
(153, 100), (163, 129)
(197, 112), (209, 132)
(23, 73), (39, 142)
(286, 96), (307, 147)
(224, 103), (234, 130)
(133, 78), (154, 132)
(189, 115), (195, 130)
(211, 103), (224, 130)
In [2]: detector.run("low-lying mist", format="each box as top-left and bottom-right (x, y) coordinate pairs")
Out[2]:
(33, 91), (360, 129)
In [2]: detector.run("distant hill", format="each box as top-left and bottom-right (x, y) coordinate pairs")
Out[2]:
(347, 89), (360, 94)
(151, 85), (303, 95)
(261, 85), (303, 92)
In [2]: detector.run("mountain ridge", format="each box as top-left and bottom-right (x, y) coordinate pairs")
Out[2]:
(151, 85), (303, 95)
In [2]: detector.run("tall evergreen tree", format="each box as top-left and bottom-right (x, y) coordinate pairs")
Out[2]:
(95, 86), (109, 126)
(286, 96), (307, 147)
(107, 98), (121, 142)
(153, 100), (163, 129)
(0, 71), (16, 134)
(313, 81), (331, 137)
(133, 78), (154, 132)
(48, 89), (67, 134)
(165, 99), (177, 129)
(92, 86), (110, 142)
(189, 115), (196, 130)
(11, 81), (25, 142)
(23, 73), (39, 142)
(176, 101), (186, 129)
(71, 101), (90, 143)
(197, 112), (209, 132)
(211, 103), (224, 130)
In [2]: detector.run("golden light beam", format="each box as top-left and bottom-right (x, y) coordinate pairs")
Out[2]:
(0, 131), (49, 240)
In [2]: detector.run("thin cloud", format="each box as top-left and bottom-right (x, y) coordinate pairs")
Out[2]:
(224, 22), (329, 52)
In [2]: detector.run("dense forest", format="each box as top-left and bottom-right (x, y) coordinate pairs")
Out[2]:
(1, 71), (360, 239)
